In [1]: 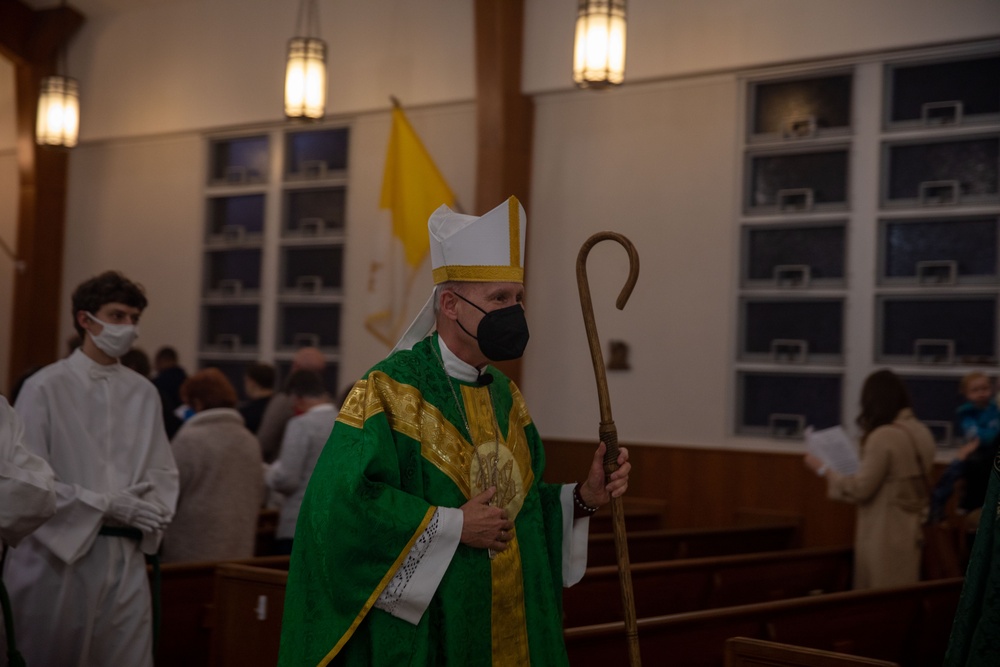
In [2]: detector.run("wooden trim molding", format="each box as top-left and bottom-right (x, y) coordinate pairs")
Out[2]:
(1, 0), (84, 391)
(474, 0), (533, 388)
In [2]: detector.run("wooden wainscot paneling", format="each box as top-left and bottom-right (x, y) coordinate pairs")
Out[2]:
(541, 439), (857, 548)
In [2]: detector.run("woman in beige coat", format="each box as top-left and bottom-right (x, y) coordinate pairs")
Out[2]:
(806, 369), (936, 589)
(161, 368), (265, 563)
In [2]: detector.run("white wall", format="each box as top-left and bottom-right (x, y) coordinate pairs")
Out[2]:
(523, 74), (740, 446)
(2, 0), (998, 447)
(63, 0), (475, 141)
(523, 0), (1000, 93)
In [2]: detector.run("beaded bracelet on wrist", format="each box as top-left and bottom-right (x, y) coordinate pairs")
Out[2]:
(573, 483), (599, 514)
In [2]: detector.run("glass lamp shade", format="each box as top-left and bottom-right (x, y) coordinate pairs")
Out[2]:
(573, 0), (627, 89)
(285, 37), (327, 120)
(36, 75), (80, 147)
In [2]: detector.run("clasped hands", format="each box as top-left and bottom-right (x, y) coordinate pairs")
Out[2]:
(106, 481), (171, 534)
(459, 442), (631, 553)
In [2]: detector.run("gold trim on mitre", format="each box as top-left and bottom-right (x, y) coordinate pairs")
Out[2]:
(432, 264), (524, 284)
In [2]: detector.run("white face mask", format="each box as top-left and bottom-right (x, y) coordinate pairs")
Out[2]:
(86, 312), (139, 359)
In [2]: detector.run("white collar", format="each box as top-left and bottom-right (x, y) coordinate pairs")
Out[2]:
(305, 403), (336, 414)
(69, 348), (121, 380)
(437, 335), (480, 383)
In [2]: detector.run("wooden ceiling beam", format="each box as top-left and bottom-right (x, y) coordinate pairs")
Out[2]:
(0, 0), (84, 66)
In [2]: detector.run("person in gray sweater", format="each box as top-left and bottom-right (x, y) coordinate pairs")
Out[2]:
(265, 369), (338, 555)
(162, 368), (264, 563)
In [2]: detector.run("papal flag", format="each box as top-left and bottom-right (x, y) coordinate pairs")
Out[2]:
(365, 101), (457, 347)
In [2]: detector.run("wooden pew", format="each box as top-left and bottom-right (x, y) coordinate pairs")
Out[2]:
(153, 555), (289, 667)
(587, 522), (801, 567)
(724, 637), (899, 666)
(563, 546), (852, 627)
(589, 497), (670, 533)
(209, 562), (289, 667)
(563, 577), (963, 667)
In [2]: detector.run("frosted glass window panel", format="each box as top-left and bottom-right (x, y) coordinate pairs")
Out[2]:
(879, 297), (997, 363)
(284, 187), (346, 236)
(882, 217), (999, 284)
(741, 299), (843, 361)
(748, 150), (849, 213)
(286, 128), (349, 179)
(738, 372), (842, 436)
(199, 360), (251, 402)
(889, 55), (1000, 126)
(744, 224), (845, 286)
(207, 195), (265, 241)
(900, 375), (963, 446)
(751, 74), (852, 138)
(276, 361), (340, 399)
(885, 137), (1000, 205)
(206, 249), (262, 296)
(278, 304), (342, 351)
(282, 246), (344, 294)
(210, 136), (269, 184)
(203, 305), (260, 351)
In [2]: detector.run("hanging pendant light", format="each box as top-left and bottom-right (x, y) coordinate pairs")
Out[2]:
(36, 75), (80, 147)
(36, 4), (80, 149)
(573, 0), (627, 89)
(285, 0), (327, 120)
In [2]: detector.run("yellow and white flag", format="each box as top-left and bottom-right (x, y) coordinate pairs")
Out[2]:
(365, 104), (456, 347)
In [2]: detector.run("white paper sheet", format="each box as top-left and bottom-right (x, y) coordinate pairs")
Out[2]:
(805, 425), (859, 475)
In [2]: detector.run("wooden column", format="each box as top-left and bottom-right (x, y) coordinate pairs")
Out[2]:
(474, 0), (533, 386)
(0, 0), (84, 391)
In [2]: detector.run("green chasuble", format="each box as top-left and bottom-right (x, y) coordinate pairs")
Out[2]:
(278, 335), (571, 666)
(945, 453), (1000, 665)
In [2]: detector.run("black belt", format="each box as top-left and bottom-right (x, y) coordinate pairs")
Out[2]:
(0, 543), (27, 667)
(98, 526), (161, 654)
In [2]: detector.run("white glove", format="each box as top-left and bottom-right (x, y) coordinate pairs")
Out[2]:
(106, 482), (169, 534)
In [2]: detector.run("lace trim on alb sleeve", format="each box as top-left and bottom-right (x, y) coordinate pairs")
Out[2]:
(374, 510), (441, 615)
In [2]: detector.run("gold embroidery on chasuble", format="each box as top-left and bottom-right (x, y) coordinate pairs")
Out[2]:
(460, 383), (533, 520)
(337, 373), (475, 496)
(338, 373), (536, 664)
(460, 382), (533, 665)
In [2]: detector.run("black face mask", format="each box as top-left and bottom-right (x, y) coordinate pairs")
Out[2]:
(453, 292), (530, 361)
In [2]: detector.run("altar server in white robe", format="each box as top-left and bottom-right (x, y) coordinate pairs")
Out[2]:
(0, 395), (55, 546)
(4, 271), (179, 667)
(1, 394), (56, 661)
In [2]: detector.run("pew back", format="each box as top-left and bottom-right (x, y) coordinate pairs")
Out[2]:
(154, 555), (289, 667)
(587, 522), (801, 567)
(563, 546), (852, 626)
(564, 578), (963, 667)
(209, 563), (289, 667)
(724, 638), (899, 667)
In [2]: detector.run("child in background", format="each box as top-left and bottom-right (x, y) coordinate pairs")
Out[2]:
(928, 372), (1000, 522)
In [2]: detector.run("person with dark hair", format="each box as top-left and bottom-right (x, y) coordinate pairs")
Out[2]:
(7, 270), (178, 666)
(152, 345), (188, 440)
(264, 369), (337, 555)
(256, 347), (327, 462)
(121, 347), (152, 378)
(161, 368), (264, 563)
(240, 362), (276, 434)
(805, 368), (935, 589)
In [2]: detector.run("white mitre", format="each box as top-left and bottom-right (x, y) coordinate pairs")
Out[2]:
(391, 195), (527, 353)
